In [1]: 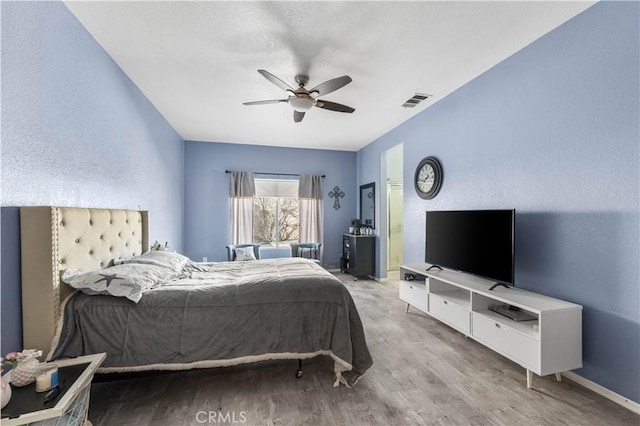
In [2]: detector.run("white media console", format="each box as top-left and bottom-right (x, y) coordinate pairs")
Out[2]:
(399, 263), (582, 388)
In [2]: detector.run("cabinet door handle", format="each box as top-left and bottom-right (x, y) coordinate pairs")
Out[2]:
(443, 300), (448, 305)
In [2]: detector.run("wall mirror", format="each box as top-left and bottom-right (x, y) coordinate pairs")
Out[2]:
(360, 182), (375, 229)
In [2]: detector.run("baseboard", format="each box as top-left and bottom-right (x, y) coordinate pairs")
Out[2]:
(562, 371), (640, 414)
(328, 269), (380, 281)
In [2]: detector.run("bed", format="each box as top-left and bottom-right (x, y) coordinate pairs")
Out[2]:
(20, 207), (372, 387)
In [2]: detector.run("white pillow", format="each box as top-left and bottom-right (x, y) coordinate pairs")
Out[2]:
(234, 246), (257, 261)
(114, 250), (191, 272)
(62, 263), (176, 303)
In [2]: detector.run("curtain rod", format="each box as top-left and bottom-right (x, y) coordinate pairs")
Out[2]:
(225, 170), (325, 178)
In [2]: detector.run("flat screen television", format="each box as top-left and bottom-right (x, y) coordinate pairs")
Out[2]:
(425, 209), (515, 285)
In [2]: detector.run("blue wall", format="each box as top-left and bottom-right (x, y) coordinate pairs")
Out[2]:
(1, 208), (21, 357)
(357, 2), (639, 403)
(184, 141), (356, 268)
(1, 2), (185, 354)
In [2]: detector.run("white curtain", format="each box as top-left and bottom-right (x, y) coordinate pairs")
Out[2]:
(229, 172), (255, 244)
(299, 174), (323, 247)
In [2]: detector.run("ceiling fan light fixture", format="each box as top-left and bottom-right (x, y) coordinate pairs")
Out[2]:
(244, 70), (354, 122)
(289, 96), (315, 112)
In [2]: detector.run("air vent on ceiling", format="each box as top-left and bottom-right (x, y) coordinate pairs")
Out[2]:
(401, 93), (431, 108)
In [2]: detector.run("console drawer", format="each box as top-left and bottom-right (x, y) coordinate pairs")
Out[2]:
(399, 281), (427, 312)
(472, 313), (539, 370)
(429, 294), (470, 334)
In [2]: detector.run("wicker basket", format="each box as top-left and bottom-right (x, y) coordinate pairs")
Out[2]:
(24, 385), (91, 426)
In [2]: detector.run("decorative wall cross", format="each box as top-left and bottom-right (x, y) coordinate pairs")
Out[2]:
(328, 186), (345, 210)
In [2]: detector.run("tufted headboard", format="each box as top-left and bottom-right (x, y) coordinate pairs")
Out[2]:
(20, 207), (149, 358)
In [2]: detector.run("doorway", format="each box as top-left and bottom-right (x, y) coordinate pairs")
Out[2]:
(387, 181), (403, 272)
(385, 144), (403, 279)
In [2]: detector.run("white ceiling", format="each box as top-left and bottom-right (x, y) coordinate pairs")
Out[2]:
(64, 1), (594, 152)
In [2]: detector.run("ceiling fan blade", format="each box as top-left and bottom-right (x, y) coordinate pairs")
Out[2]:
(243, 99), (288, 106)
(309, 75), (352, 96)
(315, 100), (355, 113)
(257, 69), (294, 92)
(294, 111), (305, 123)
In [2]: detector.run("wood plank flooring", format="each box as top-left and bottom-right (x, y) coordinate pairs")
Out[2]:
(87, 273), (639, 425)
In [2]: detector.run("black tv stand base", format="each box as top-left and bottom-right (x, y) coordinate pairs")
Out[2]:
(426, 265), (443, 271)
(489, 282), (511, 291)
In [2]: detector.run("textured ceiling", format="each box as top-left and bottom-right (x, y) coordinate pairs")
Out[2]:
(64, 1), (594, 151)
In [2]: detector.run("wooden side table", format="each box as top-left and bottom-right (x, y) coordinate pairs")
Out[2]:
(1, 353), (105, 426)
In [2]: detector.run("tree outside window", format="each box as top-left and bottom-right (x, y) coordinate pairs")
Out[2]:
(253, 179), (299, 247)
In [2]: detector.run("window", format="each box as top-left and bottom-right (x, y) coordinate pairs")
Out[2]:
(253, 179), (299, 247)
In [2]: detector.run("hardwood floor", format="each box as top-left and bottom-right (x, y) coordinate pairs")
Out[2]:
(88, 273), (639, 425)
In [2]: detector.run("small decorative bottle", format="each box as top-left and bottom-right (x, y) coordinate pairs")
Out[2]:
(1, 357), (11, 409)
(1, 375), (11, 408)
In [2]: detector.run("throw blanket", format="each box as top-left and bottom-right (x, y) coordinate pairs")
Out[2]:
(50, 258), (373, 386)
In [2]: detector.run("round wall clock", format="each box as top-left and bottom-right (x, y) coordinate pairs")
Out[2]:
(414, 156), (443, 200)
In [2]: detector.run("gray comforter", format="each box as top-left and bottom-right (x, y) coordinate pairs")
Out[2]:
(50, 258), (372, 386)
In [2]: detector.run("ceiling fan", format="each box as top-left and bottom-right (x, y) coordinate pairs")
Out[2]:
(243, 69), (355, 123)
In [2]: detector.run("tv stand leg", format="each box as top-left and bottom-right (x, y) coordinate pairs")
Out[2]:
(405, 303), (410, 313)
(555, 373), (562, 382)
(489, 282), (511, 291)
(526, 369), (534, 389)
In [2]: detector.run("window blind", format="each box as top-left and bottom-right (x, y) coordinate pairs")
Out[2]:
(254, 179), (299, 198)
